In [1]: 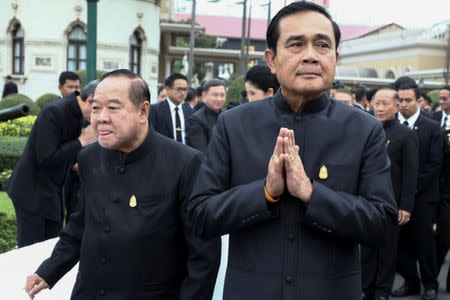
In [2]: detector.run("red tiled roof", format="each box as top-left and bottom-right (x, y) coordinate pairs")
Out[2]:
(175, 13), (380, 41)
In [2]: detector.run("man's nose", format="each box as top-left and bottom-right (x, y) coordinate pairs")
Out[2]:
(302, 44), (319, 64)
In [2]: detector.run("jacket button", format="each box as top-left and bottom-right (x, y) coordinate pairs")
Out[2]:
(99, 289), (105, 296)
(100, 257), (106, 264)
(104, 226), (111, 232)
(285, 276), (293, 284)
(287, 234), (295, 241)
(117, 166), (125, 174)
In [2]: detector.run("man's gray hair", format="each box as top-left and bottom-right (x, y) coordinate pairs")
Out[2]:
(80, 80), (98, 101)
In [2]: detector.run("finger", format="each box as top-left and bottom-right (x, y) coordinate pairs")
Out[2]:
(398, 213), (401, 222)
(28, 281), (46, 298)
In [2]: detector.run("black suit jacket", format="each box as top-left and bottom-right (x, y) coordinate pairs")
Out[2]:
(383, 119), (419, 212)
(186, 105), (220, 153)
(411, 112), (443, 203)
(36, 128), (221, 300)
(187, 92), (397, 300)
(2, 81), (18, 98)
(6, 93), (83, 221)
(149, 100), (194, 141)
(433, 111), (444, 125)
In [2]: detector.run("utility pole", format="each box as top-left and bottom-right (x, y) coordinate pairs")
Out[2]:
(86, 0), (99, 82)
(188, 0), (196, 86)
(238, 0), (247, 75)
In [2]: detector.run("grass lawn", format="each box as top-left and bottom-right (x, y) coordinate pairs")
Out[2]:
(0, 191), (14, 217)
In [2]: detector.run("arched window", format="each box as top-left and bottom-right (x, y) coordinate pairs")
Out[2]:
(129, 31), (142, 74)
(12, 24), (24, 74)
(67, 25), (87, 71)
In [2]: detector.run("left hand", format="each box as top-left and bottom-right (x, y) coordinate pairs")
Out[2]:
(282, 129), (312, 203)
(398, 209), (411, 225)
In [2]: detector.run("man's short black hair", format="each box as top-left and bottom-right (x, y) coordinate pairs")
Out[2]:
(202, 78), (225, 93)
(157, 85), (165, 96)
(58, 71), (80, 86)
(185, 87), (197, 103)
(354, 85), (369, 102)
(366, 88), (378, 102)
(419, 90), (432, 105)
(196, 86), (204, 97)
(392, 76), (419, 100)
(99, 69), (150, 106)
(266, 1), (341, 55)
(245, 65), (280, 94)
(164, 73), (188, 88)
(5, 75), (12, 80)
(332, 80), (345, 89)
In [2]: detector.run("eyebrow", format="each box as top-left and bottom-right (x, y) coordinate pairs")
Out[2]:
(285, 33), (332, 45)
(91, 98), (122, 104)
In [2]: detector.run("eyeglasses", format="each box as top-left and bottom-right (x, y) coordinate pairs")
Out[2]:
(173, 87), (188, 93)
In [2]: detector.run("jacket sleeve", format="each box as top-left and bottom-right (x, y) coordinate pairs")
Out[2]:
(187, 116), (278, 240)
(417, 123), (443, 192)
(34, 182), (86, 288)
(399, 129), (419, 212)
(301, 122), (398, 247)
(179, 151), (221, 300)
(186, 116), (208, 153)
(34, 107), (82, 167)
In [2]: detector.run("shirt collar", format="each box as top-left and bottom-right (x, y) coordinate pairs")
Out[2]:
(398, 108), (420, 127)
(167, 97), (181, 111)
(273, 90), (329, 114)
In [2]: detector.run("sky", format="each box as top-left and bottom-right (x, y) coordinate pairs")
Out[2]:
(176, 0), (450, 29)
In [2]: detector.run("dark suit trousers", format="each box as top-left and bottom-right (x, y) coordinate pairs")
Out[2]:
(436, 201), (450, 288)
(361, 224), (398, 297)
(14, 206), (62, 248)
(397, 198), (438, 290)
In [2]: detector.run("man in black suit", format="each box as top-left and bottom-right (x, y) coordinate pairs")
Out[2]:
(2, 75), (18, 98)
(150, 73), (194, 144)
(361, 88), (419, 300)
(6, 83), (96, 247)
(434, 86), (450, 293)
(25, 69), (220, 300)
(391, 77), (443, 300)
(187, 2), (397, 299)
(186, 78), (226, 153)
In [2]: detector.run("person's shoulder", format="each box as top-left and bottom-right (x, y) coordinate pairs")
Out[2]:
(78, 142), (102, 163)
(221, 97), (272, 120)
(420, 112), (440, 129)
(156, 131), (201, 158)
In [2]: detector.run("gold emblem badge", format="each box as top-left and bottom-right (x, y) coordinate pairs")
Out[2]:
(129, 195), (137, 208)
(386, 140), (390, 146)
(319, 165), (328, 180)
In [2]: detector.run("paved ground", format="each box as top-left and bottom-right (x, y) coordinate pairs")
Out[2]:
(392, 252), (450, 300)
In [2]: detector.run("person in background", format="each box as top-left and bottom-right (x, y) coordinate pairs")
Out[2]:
(58, 71), (81, 97)
(334, 88), (355, 106)
(184, 87), (198, 110)
(2, 75), (18, 98)
(362, 88), (419, 300)
(157, 85), (167, 102)
(186, 79), (226, 153)
(244, 65), (279, 101)
(6, 79), (96, 247)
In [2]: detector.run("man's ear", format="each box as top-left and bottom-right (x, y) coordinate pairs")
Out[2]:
(264, 49), (277, 75)
(140, 101), (150, 122)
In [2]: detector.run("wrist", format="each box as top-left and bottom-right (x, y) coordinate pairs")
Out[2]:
(264, 184), (280, 203)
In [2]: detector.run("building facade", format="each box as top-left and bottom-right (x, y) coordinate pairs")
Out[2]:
(0, 0), (161, 101)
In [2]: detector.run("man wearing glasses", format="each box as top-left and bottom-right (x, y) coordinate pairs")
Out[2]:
(150, 73), (194, 144)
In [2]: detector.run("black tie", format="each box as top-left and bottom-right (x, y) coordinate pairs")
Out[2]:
(174, 107), (182, 143)
(403, 120), (409, 127)
(443, 116), (448, 129)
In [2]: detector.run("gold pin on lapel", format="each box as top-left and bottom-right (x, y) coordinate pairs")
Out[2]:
(129, 195), (137, 208)
(319, 165), (328, 180)
(386, 140), (390, 146)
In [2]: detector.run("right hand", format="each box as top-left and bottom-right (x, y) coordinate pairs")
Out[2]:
(78, 125), (97, 147)
(265, 128), (286, 198)
(25, 274), (49, 299)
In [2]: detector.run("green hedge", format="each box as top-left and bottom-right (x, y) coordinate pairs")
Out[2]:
(0, 212), (16, 253)
(0, 93), (40, 115)
(76, 69), (106, 87)
(36, 93), (59, 109)
(0, 115), (36, 137)
(0, 136), (27, 172)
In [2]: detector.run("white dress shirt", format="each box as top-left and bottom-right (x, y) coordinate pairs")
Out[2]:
(398, 108), (420, 129)
(167, 97), (186, 144)
(440, 110), (449, 127)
